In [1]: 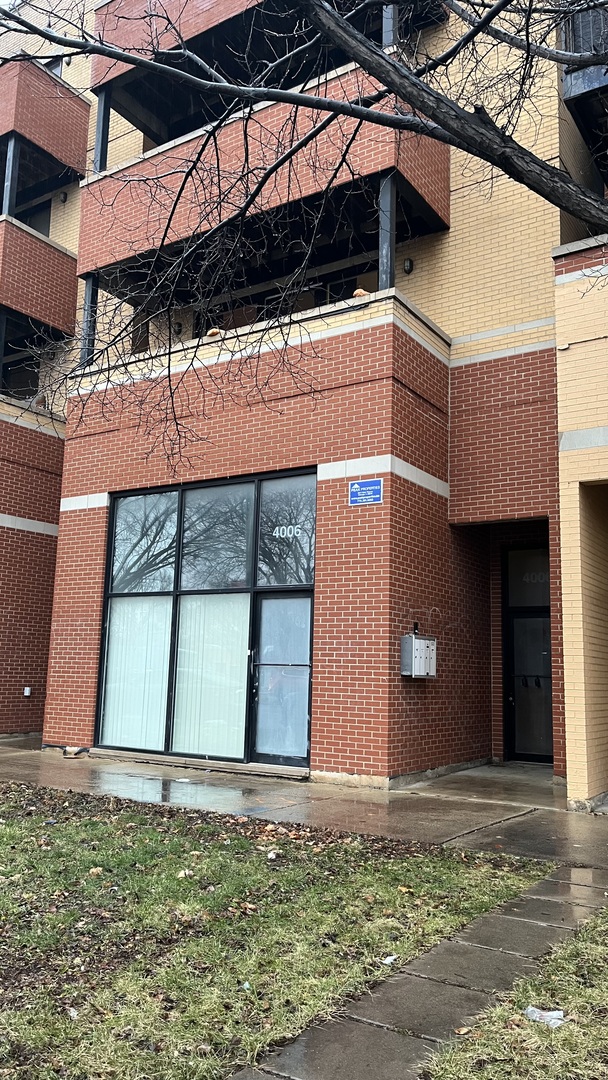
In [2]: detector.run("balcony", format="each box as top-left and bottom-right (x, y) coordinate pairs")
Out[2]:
(0, 60), (89, 177)
(563, 8), (608, 180)
(90, 0), (445, 147)
(78, 67), (449, 276)
(0, 218), (78, 398)
(0, 217), (77, 334)
(0, 59), (87, 400)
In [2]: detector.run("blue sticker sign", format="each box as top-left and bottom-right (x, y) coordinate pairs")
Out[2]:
(349, 478), (383, 506)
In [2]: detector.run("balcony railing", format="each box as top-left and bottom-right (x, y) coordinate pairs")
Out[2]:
(562, 7), (608, 179)
(565, 7), (608, 55)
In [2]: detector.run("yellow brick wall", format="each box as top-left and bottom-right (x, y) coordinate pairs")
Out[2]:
(560, 462), (608, 802)
(394, 34), (561, 355)
(556, 274), (608, 432)
(49, 183), (81, 254)
(557, 269), (608, 802)
(580, 483), (608, 796)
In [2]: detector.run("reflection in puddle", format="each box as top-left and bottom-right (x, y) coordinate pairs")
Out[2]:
(92, 772), (291, 815)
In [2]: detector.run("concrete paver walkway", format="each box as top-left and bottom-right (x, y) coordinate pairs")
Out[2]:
(235, 866), (608, 1080)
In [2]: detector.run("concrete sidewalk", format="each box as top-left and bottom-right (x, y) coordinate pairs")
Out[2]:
(2, 741), (608, 866)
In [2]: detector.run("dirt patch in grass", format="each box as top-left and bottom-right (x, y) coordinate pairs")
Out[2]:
(428, 905), (608, 1080)
(0, 781), (548, 1079)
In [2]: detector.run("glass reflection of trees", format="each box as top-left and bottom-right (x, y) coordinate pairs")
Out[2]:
(181, 485), (254, 589)
(258, 475), (316, 586)
(112, 492), (178, 593)
(110, 475), (316, 595)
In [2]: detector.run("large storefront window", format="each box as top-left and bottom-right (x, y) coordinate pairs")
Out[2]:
(99, 472), (315, 766)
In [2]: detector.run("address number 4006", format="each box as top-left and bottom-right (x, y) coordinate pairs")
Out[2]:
(272, 525), (302, 538)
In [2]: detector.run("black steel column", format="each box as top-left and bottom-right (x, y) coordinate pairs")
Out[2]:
(382, 3), (399, 46)
(93, 87), (111, 173)
(79, 274), (99, 367)
(378, 172), (397, 291)
(2, 134), (20, 217)
(0, 308), (7, 392)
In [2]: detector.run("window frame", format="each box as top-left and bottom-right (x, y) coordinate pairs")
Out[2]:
(95, 467), (316, 765)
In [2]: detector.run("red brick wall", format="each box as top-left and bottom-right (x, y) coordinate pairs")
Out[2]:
(449, 348), (564, 777)
(60, 318), (445, 495)
(0, 62), (89, 175)
(78, 70), (449, 273)
(554, 243), (608, 276)
(45, 314), (487, 776)
(312, 472), (492, 778)
(449, 347), (559, 525)
(0, 219), (78, 334)
(0, 421), (64, 525)
(388, 491), (491, 775)
(0, 422), (63, 735)
(44, 318), (562, 777)
(43, 506), (109, 748)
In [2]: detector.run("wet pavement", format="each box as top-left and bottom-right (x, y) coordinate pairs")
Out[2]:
(3, 742), (608, 1080)
(408, 762), (567, 810)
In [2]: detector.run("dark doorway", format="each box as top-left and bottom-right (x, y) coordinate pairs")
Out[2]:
(503, 548), (553, 762)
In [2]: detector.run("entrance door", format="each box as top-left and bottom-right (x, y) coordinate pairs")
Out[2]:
(251, 594), (312, 766)
(503, 548), (553, 763)
(506, 614), (552, 759)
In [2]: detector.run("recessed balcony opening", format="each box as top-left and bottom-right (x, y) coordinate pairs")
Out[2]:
(95, 0), (445, 155)
(0, 134), (77, 234)
(562, 6), (608, 184)
(0, 308), (62, 402)
(93, 173), (445, 358)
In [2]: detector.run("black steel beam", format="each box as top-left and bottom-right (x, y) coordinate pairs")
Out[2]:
(378, 171), (396, 290)
(79, 273), (99, 367)
(93, 87), (112, 174)
(2, 134), (21, 217)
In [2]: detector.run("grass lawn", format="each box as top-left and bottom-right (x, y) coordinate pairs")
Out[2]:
(429, 904), (608, 1080)
(0, 782), (547, 1080)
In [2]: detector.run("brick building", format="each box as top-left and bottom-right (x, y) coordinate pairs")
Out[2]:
(3, 1), (608, 807)
(0, 57), (89, 734)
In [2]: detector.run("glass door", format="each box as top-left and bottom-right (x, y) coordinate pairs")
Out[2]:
(507, 614), (553, 759)
(252, 594), (312, 765)
(503, 547), (553, 763)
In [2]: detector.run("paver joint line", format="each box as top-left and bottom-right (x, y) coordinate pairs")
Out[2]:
(451, 937), (552, 963)
(340, 1011), (441, 1044)
(440, 806), (538, 845)
(497, 910), (589, 931)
